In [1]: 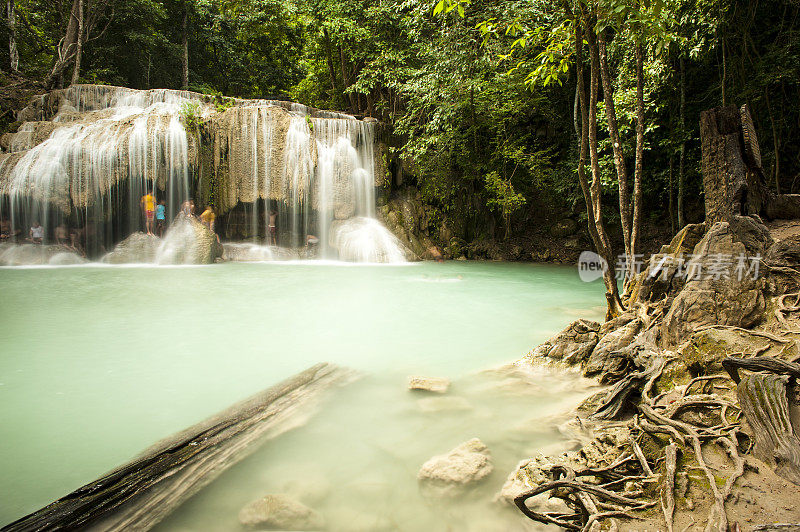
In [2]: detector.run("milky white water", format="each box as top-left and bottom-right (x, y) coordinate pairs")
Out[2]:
(0, 261), (604, 530)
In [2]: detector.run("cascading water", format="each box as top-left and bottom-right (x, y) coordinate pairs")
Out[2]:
(0, 84), (407, 263)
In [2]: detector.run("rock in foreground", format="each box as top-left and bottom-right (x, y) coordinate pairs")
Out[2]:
(418, 438), (493, 496)
(408, 376), (450, 393)
(102, 232), (160, 264)
(238, 494), (325, 531)
(156, 213), (223, 264)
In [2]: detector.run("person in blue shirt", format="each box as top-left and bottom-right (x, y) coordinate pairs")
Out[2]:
(155, 200), (166, 237)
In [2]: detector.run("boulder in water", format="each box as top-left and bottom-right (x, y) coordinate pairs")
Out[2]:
(102, 232), (161, 264)
(408, 376), (450, 393)
(156, 213), (223, 265)
(529, 318), (600, 365)
(238, 494), (325, 531)
(222, 242), (299, 262)
(418, 438), (493, 496)
(329, 217), (412, 263)
(0, 244), (84, 266)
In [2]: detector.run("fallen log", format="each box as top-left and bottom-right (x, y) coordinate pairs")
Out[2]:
(2, 363), (354, 532)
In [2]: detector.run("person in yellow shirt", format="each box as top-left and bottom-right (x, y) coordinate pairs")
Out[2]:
(199, 205), (216, 232)
(140, 192), (156, 235)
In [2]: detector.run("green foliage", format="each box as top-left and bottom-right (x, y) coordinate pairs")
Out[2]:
(180, 101), (203, 132)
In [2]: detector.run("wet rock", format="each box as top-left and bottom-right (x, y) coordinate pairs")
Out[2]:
(765, 235), (800, 295)
(678, 327), (796, 375)
(630, 223), (707, 303)
(583, 319), (642, 377)
(662, 216), (771, 345)
(0, 244), (84, 266)
(329, 217), (412, 263)
(408, 376), (450, 393)
(549, 218), (578, 238)
(529, 319), (601, 365)
(238, 494), (325, 531)
(155, 213), (223, 265)
(102, 232), (160, 264)
(418, 438), (493, 496)
(222, 242), (299, 262)
(48, 251), (88, 265)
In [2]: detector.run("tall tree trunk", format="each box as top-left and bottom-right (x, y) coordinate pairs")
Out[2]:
(669, 153), (675, 234)
(583, 23), (624, 319)
(7, 0), (18, 71)
(181, 2), (189, 90)
(678, 56), (686, 228)
(70, 0), (84, 85)
(597, 30), (632, 279)
(321, 27), (339, 97)
(765, 87), (780, 193)
(45, 0), (80, 89)
(630, 40), (645, 281)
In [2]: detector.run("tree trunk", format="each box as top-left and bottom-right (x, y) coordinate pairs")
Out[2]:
(45, 0), (81, 89)
(181, 2), (189, 90)
(678, 56), (686, 228)
(321, 27), (339, 97)
(582, 23), (624, 319)
(2, 364), (352, 531)
(7, 0), (18, 71)
(630, 41), (645, 278)
(765, 87), (780, 194)
(598, 31), (632, 280)
(700, 104), (800, 223)
(70, 0), (84, 86)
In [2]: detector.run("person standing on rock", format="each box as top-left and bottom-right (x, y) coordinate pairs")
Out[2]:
(200, 205), (220, 244)
(268, 210), (277, 245)
(155, 200), (166, 237)
(141, 192), (156, 235)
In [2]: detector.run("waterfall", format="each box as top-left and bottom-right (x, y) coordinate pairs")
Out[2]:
(0, 84), (406, 263)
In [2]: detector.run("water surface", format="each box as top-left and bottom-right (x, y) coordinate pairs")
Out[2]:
(0, 261), (604, 529)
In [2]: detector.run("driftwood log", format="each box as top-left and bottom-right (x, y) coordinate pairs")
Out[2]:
(2, 363), (353, 532)
(700, 104), (800, 224)
(723, 356), (800, 485)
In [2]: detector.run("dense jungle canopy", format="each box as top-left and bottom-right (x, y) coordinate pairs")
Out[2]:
(2, 0), (799, 252)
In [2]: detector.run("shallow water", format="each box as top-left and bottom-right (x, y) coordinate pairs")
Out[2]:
(0, 261), (604, 530)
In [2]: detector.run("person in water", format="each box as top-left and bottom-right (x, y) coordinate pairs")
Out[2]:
(54, 223), (69, 245)
(29, 221), (44, 244)
(155, 200), (166, 236)
(268, 210), (277, 245)
(141, 192), (155, 235)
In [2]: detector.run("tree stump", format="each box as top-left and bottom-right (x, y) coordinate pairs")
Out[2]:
(700, 105), (800, 223)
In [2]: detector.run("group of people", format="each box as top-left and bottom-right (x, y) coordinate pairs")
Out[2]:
(0, 217), (99, 255)
(140, 193), (167, 237)
(140, 193), (217, 240)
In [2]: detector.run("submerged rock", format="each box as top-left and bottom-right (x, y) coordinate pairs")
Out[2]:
(529, 319), (600, 365)
(238, 494), (325, 531)
(155, 213), (223, 265)
(102, 232), (160, 264)
(408, 376), (450, 393)
(416, 396), (472, 413)
(418, 438), (493, 496)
